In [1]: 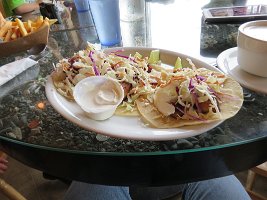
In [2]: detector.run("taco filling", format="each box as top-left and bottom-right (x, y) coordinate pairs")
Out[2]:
(136, 67), (243, 128)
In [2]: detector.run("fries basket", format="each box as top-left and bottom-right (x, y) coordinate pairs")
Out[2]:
(0, 23), (49, 58)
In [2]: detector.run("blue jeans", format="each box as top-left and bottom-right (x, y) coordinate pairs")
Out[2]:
(64, 175), (251, 200)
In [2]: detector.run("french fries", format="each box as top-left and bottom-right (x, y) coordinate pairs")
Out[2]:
(15, 18), (28, 37)
(0, 16), (57, 42)
(0, 21), (12, 38)
(4, 29), (12, 42)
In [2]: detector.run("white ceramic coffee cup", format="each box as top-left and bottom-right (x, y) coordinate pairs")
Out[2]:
(237, 20), (267, 77)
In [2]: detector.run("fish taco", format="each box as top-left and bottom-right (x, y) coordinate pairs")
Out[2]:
(136, 67), (243, 128)
(51, 44), (160, 116)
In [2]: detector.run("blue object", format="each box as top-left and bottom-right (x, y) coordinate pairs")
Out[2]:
(74, 0), (90, 12)
(89, 0), (122, 47)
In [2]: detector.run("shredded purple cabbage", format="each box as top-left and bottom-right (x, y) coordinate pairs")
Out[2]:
(114, 54), (129, 59)
(192, 92), (202, 113)
(89, 51), (100, 76)
(189, 78), (195, 92)
(175, 101), (205, 121)
(195, 75), (206, 81)
(208, 87), (223, 101)
(115, 53), (136, 63)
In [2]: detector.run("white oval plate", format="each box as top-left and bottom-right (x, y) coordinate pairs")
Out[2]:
(217, 47), (267, 94)
(45, 47), (223, 141)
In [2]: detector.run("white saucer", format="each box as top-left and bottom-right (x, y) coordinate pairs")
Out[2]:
(217, 47), (267, 94)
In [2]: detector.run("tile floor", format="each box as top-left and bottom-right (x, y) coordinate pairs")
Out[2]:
(0, 156), (267, 200)
(0, 157), (68, 200)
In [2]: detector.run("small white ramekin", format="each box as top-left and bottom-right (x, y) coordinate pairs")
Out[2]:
(73, 76), (124, 120)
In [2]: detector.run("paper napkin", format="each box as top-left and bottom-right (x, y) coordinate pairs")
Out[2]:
(0, 58), (38, 86)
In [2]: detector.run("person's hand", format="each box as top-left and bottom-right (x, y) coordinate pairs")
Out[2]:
(0, 157), (8, 173)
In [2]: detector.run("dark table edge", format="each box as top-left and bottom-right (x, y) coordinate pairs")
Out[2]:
(0, 136), (266, 186)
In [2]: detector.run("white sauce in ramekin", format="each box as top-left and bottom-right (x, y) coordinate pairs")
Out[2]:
(73, 76), (124, 120)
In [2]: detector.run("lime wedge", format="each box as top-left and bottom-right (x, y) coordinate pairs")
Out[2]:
(174, 57), (182, 69)
(148, 50), (160, 64)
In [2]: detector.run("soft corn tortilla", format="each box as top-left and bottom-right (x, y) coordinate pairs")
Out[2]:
(51, 70), (74, 101)
(136, 77), (243, 128)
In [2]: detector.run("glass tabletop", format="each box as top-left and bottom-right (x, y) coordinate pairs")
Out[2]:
(1, 0), (267, 156)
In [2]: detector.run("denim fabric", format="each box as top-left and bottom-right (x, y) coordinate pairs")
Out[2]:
(64, 182), (131, 200)
(64, 175), (251, 200)
(182, 175), (251, 200)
